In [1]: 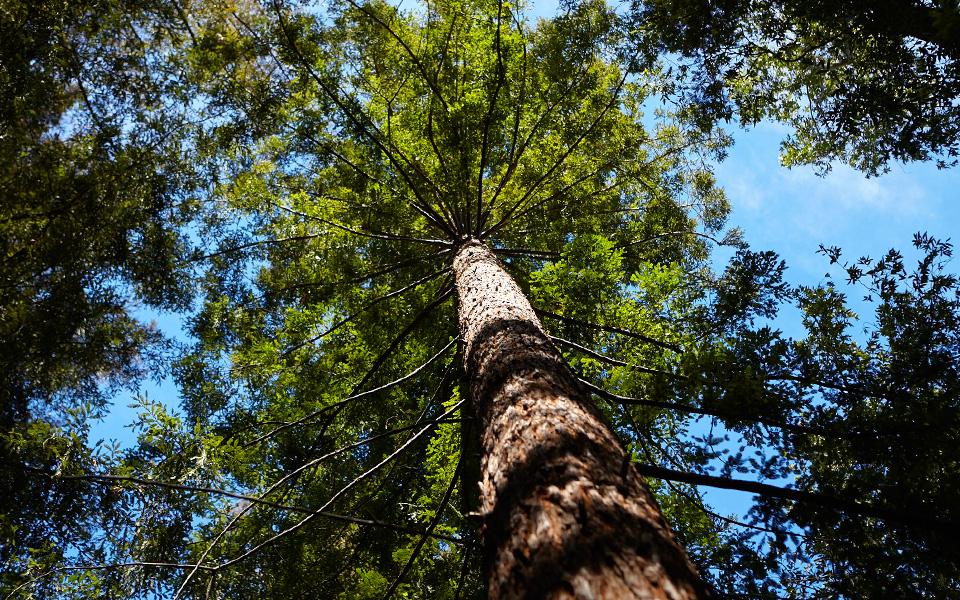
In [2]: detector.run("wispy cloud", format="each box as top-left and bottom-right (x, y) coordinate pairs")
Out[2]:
(714, 122), (956, 283)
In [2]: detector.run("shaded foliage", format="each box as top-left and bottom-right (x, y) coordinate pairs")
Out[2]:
(631, 0), (960, 173)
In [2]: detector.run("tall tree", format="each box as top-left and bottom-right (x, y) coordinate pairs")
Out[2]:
(164, 0), (732, 595)
(6, 0), (959, 598)
(453, 240), (709, 597)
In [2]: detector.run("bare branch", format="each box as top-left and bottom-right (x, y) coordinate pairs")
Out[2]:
(535, 307), (683, 353)
(194, 234), (321, 262)
(580, 377), (832, 438)
(5, 562), (214, 600)
(475, 0), (508, 236)
(383, 449), (463, 599)
(279, 266), (450, 358)
(616, 230), (726, 251)
(551, 335), (678, 377)
(246, 333), (457, 448)
(214, 400), (466, 571)
(492, 247), (560, 260)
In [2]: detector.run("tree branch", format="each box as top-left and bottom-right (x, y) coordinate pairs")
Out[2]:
(581, 377), (833, 438)
(279, 266), (450, 358)
(633, 463), (960, 534)
(4, 562), (214, 600)
(383, 449), (463, 599)
(246, 332), (457, 448)
(535, 307), (683, 352)
(551, 335), (678, 377)
(214, 400), (466, 572)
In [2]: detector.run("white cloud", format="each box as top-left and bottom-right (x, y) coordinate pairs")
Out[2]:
(713, 122), (957, 283)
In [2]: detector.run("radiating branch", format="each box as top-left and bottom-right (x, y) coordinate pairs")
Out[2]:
(581, 377), (832, 438)
(214, 400), (466, 572)
(246, 332), (457, 448)
(535, 307), (683, 352)
(551, 335), (678, 377)
(268, 199), (451, 247)
(482, 61), (635, 238)
(474, 0), (508, 236)
(28, 470), (466, 544)
(616, 230), (726, 250)
(274, 248), (450, 298)
(343, 0), (451, 113)
(194, 234), (321, 262)
(279, 266), (450, 358)
(478, 75), (579, 229)
(270, 0), (455, 237)
(492, 247), (560, 260)
(382, 449), (463, 599)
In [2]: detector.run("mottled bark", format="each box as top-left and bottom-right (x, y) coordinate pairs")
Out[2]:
(452, 240), (711, 600)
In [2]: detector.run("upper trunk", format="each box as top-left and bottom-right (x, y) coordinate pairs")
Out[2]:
(452, 239), (711, 599)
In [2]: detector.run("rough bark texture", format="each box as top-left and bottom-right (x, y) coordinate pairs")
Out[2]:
(452, 240), (712, 600)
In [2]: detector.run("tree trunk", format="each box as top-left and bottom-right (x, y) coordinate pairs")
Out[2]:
(452, 239), (711, 599)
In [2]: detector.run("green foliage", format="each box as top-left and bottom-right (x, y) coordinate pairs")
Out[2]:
(632, 0), (960, 173)
(0, 0), (202, 592)
(4, 0), (959, 598)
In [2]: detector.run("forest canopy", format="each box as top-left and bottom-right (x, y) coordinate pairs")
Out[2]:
(1, 0), (959, 598)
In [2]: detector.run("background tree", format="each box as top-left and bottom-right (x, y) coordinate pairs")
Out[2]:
(0, 0), (202, 593)
(630, 0), (960, 174)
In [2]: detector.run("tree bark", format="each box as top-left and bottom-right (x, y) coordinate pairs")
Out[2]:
(452, 239), (711, 600)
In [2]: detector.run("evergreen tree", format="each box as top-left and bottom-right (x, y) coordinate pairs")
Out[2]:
(0, 0), (202, 592)
(4, 0), (959, 598)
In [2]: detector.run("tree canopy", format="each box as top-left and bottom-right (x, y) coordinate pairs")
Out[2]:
(2, 0), (959, 598)
(632, 0), (960, 174)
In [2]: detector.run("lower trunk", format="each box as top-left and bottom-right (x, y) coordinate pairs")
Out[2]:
(453, 240), (711, 599)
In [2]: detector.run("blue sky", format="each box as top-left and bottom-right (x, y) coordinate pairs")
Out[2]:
(715, 121), (959, 288)
(701, 120), (959, 516)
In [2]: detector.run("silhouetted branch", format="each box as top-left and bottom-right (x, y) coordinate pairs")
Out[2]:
(245, 332), (457, 448)
(27, 470), (465, 544)
(551, 335), (677, 377)
(213, 399), (466, 572)
(581, 377), (832, 438)
(492, 247), (560, 260)
(482, 59), (635, 238)
(616, 230), (725, 250)
(280, 267), (450, 357)
(4, 562), (214, 600)
(633, 463), (959, 534)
